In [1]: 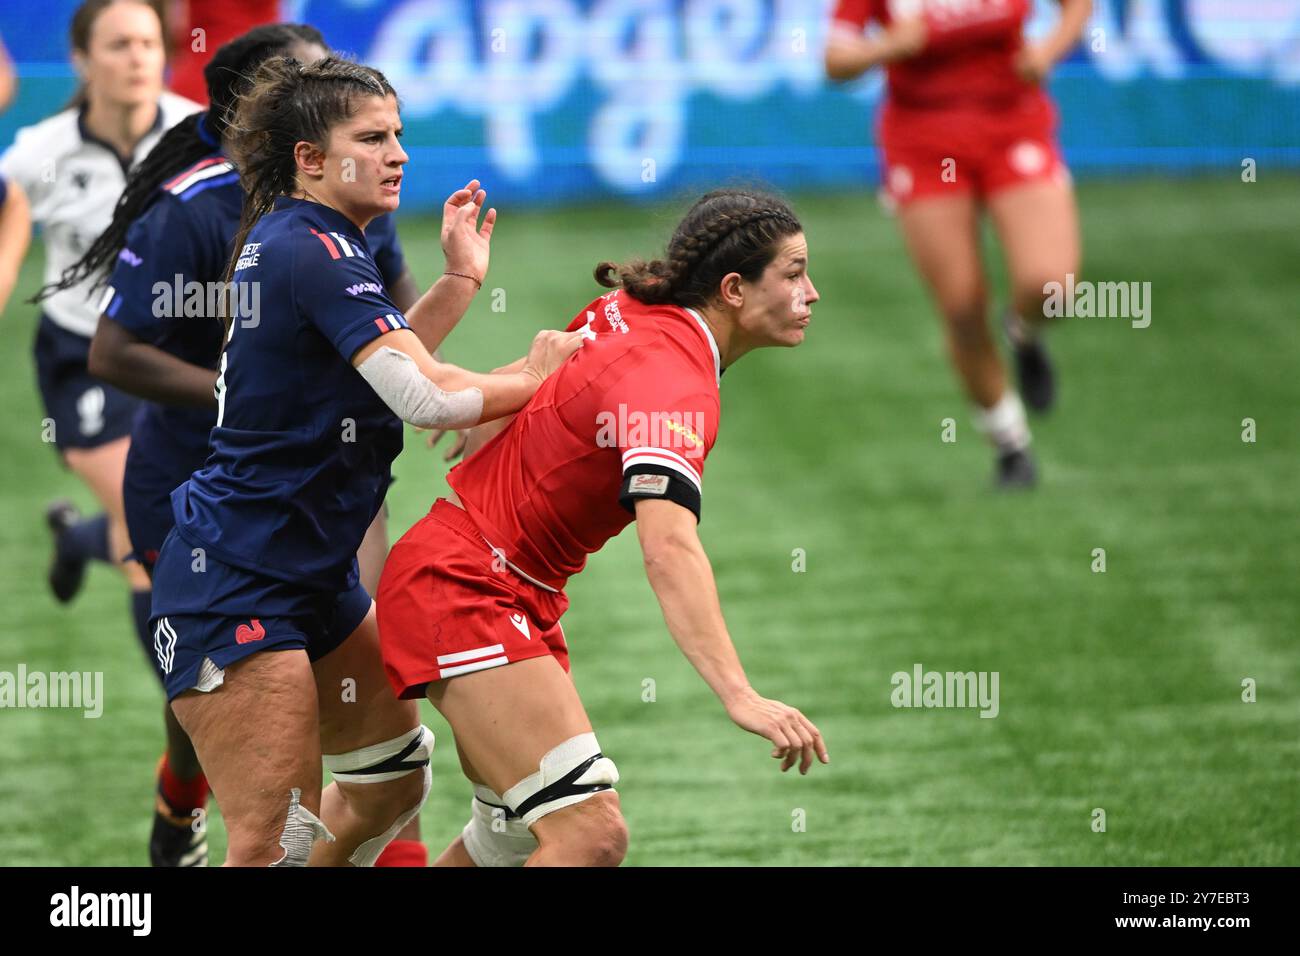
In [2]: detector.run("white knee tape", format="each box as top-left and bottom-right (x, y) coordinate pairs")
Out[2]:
(502, 732), (619, 829)
(324, 724), (434, 784)
(461, 785), (537, 867)
(323, 725), (434, 867)
(270, 787), (335, 867)
(348, 762), (431, 867)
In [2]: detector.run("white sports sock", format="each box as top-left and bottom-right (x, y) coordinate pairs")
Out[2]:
(974, 390), (1031, 453)
(1006, 310), (1038, 345)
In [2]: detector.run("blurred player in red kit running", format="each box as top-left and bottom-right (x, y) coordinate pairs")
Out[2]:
(826, 0), (1092, 487)
(167, 0), (280, 105)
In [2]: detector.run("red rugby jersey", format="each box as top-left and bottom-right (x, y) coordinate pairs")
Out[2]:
(168, 0), (282, 106)
(447, 289), (722, 592)
(831, 0), (1033, 107)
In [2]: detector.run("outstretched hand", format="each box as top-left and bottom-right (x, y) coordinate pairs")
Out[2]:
(441, 179), (496, 286)
(724, 686), (829, 775)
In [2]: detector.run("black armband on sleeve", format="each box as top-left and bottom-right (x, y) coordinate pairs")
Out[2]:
(618, 464), (701, 522)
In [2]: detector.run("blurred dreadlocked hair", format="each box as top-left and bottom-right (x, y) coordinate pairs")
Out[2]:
(594, 189), (803, 309)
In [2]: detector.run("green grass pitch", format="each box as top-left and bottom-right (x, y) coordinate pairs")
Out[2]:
(0, 177), (1296, 865)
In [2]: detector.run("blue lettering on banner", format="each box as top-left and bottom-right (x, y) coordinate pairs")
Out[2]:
(1, 1), (1296, 209)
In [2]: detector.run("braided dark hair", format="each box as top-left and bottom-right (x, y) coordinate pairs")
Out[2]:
(35, 23), (326, 303)
(595, 189), (803, 309)
(219, 55), (398, 314)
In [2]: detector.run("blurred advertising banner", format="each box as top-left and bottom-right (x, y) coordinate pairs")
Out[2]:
(2, 0), (1298, 210)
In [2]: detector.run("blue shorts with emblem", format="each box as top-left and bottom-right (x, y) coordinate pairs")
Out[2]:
(34, 313), (140, 452)
(148, 528), (372, 700)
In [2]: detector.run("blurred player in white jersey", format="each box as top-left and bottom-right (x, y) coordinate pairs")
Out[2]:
(0, 2), (198, 645)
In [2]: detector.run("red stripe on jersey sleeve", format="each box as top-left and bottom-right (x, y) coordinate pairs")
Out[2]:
(310, 228), (342, 259)
(162, 157), (224, 191)
(623, 448), (703, 485)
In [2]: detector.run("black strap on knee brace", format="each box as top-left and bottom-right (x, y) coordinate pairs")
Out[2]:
(475, 794), (521, 820)
(513, 753), (613, 820)
(344, 730), (429, 778)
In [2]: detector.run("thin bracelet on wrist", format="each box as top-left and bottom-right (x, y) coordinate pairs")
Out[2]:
(444, 271), (483, 290)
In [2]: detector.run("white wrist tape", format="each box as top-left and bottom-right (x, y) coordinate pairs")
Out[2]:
(357, 345), (484, 429)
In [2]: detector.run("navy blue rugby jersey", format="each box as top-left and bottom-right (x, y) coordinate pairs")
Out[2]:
(170, 195), (415, 589)
(100, 152), (409, 463)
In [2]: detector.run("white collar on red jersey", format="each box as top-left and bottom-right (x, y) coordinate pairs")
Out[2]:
(684, 307), (722, 385)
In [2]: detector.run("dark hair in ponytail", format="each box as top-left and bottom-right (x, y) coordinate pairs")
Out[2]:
(219, 55), (397, 323)
(594, 189), (803, 309)
(35, 23), (327, 303)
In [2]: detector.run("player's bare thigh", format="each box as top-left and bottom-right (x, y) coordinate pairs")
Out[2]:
(895, 193), (987, 321)
(170, 649), (321, 866)
(432, 664), (584, 866)
(985, 176), (1081, 322)
(312, 604), (424, 865)
(429, 655), (593, 793)
(428, 654), (625, 865)
(314, 603), (418, 753)
(896, 193), (1006, 405)
(356, 504), (388, 596)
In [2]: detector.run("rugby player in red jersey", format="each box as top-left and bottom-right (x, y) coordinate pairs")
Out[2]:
(826, 0), (1092, 487)
(377, 190), (829, 866)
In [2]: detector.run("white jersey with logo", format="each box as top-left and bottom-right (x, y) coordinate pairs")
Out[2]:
(0, 92), (202, 337)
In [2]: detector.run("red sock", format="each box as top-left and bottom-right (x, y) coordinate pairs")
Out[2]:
(375, 839), (428, 867)
(157, 754), (209, 815)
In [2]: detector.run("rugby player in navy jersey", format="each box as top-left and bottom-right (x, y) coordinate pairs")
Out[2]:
(51, 25), (433, 867)
(147, 55), (582, 866)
